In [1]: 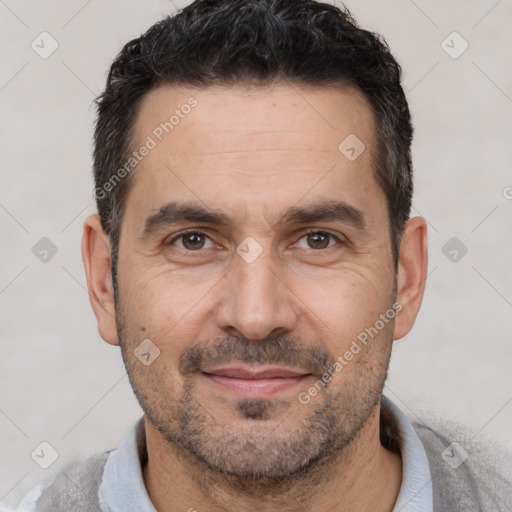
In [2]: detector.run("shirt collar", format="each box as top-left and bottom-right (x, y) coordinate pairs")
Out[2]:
(98, 417), (155, 512)
(382, 395), (434, 512)
(99, 397), (433, 512)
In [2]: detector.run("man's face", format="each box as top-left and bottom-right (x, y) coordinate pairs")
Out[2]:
(114, 84), (397, 478)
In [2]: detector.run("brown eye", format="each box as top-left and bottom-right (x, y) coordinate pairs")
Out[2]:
(182, 233), (205, 250)
(307, 232), (330, 249)
(296, 231), (339, 250)
(170, 231), (213, 251)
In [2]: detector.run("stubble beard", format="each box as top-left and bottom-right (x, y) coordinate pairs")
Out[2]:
(114, 292), (393, 493)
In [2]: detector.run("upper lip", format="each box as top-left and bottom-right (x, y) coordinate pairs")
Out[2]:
(202, 366), (311, 379)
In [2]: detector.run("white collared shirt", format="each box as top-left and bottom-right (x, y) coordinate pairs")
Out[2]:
(97, 395), (433, 511)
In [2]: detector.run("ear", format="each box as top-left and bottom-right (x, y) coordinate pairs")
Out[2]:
(393, 216), (428, 340)
(81, 214), (119, 346)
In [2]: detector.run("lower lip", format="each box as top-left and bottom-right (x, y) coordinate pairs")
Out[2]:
(202, 373), (311, 397)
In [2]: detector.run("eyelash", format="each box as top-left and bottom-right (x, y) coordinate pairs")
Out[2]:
(166, 229), (343, 251)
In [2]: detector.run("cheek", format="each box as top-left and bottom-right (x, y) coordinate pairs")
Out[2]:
(298, 268), (393, 347)
(119, 265), (217, 354)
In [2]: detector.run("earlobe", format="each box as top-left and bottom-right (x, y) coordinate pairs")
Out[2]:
(81, 214), (120, 346)
(393, 216), (428, 340)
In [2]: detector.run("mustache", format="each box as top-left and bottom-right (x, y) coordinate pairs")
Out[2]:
(179, 335), (335, 377)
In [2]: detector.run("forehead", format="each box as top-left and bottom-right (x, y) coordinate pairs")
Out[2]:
(125, 83), (382, 229)
(133, 82), (376, 155)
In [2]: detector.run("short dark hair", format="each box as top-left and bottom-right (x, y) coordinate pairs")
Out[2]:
(93, 0), (413, 276)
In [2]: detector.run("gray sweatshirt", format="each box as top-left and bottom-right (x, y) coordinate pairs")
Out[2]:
(15, 397), (512, 511)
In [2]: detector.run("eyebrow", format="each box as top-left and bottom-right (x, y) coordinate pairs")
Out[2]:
(141, 199), (365, 238)
(277, 200), (365, 230)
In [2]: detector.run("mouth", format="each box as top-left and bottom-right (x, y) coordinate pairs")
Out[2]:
(201, 366), (313, 397)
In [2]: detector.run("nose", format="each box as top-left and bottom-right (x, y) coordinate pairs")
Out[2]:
(215, 248), (298, 341)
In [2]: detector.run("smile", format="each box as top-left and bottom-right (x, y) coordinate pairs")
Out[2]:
(201, 366), (312, 397)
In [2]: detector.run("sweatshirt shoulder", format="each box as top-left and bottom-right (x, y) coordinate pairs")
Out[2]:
(14, 450), (112, 512)
(412, 416), (512, 512)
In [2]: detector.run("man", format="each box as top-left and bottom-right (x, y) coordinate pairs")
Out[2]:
(15, 0), (511, 511)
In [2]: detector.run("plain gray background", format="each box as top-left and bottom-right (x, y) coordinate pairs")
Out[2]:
(1, 0), (511, 508)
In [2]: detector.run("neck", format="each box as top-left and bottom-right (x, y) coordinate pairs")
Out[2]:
(142, 402), (402, 512)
